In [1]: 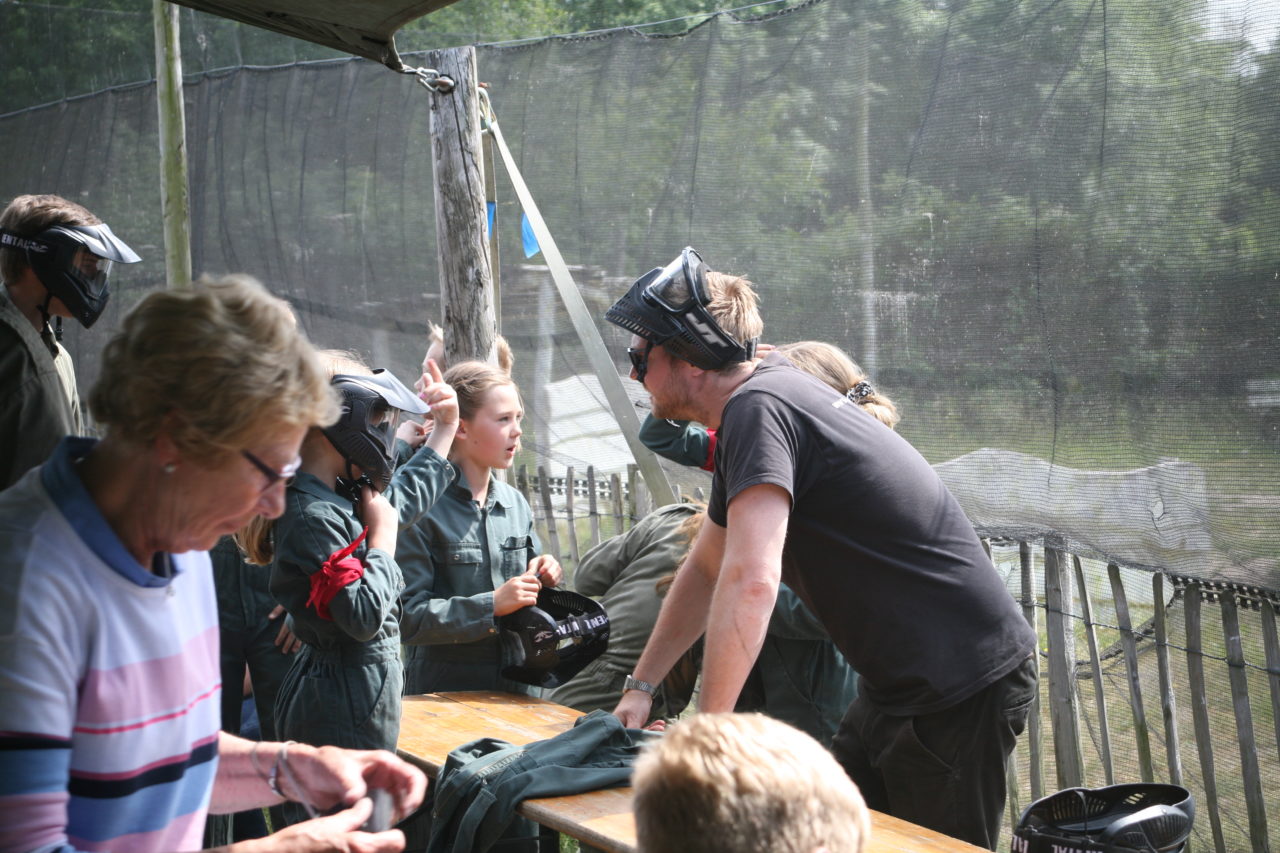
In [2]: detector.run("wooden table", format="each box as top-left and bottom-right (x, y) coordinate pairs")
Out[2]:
(397, 691), (988, 853)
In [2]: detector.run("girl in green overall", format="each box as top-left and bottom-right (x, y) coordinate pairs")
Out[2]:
(248, 353), (458, 825)
(398, 360), (564, 696)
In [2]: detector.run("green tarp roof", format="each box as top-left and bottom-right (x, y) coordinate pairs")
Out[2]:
(164, 0), (459, 69)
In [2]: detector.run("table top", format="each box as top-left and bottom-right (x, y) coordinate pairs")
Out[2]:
(397, 691), (988, 853)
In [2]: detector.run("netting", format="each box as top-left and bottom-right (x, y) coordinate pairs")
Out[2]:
(4, 0), (1276, 588)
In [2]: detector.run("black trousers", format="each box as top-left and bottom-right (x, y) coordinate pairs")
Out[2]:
(831, 655), (1037, 851)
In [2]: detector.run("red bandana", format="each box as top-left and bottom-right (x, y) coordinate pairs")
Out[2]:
(305, 527), (369, 620)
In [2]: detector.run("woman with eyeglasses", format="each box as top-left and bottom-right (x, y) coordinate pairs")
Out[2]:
(0, 275), (427, 853)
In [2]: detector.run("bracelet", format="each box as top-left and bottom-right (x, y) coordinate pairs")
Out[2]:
(267, 741), (297, 800)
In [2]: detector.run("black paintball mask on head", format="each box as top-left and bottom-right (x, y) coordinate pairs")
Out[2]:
(0, 222), (141, 329)
(499, 587), (610, 689)
(604, 247), (757, 371)
(322, 369), (428, 498)
(1011, 783), (1194, 853)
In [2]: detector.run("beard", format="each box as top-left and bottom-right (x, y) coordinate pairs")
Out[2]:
(647, 376), (698, 422)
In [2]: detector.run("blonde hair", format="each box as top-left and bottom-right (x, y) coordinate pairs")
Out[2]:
(777, 340), (900, 429)
(655, 505), (706, 597)
(89, 274), (336, 462)
(704, 271), (763, 360)
(633, 712), (871, 853)
(235, 347), (368, 564)
(426, 321), (513, 374)
(0, 194), (101, 284)
(444, 360), (518, 421)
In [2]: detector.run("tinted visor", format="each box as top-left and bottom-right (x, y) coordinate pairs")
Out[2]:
(643, 247), (708, 313)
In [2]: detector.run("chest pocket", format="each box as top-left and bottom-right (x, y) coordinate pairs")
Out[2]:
(428, 543), (486, 595)
(499, 535), (533, 578)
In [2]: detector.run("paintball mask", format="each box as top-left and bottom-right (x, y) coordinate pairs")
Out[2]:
(604, 247), (756, 371)
(1011, 783), (1194, 853)
(322, 369), (427, 495)
(499, 587), (609, 689)
(0, 222), (141, 328)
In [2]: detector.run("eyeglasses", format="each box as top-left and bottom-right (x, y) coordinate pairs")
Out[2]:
(242, 449), (302, 491)
(627, 340), (654, 383)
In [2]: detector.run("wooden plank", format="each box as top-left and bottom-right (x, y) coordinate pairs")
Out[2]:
(1262, 599), (1280, 767)
(1106, 561), (1152, 782)
(537, 465), (562, 561)
(1043, 539), (1084, 789)
(586, 466), (601, 549)
(1020, 541), (1043, 801)
(397, 692), (991, 853)
(1184, 585), (1228, 853)
(1151, 573), (1184, 785)
(1076, 556), (1114, 784)
(1219, 594), (1271, 848)
(610, 472), (624, 538)
(564, 465), (581, 569)
(626, 464), (639, 523)
(429, 47), (497, 366)
(153, 0), (193, 289)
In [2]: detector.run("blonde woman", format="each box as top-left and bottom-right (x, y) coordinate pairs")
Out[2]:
(0, 275), (425, 853)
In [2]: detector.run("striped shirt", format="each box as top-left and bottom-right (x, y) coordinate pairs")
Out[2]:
(0, 438), (221, 853)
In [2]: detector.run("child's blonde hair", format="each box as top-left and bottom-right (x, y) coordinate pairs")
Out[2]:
(234, 349), (370, 565)
(778, 340), (899, 429)
(444, 360), (518, 422)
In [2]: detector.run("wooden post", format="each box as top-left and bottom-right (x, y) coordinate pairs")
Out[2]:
(1043, 537), (1084, 788)
(152, 0), (191, 289)
(1076, 556), (1114, 784)
(564, 465), (580, 569)
(1263, 599), (1280, 767)
(1107, 561), (1152, 782)
(427, 47), (495, 365)
(1152, 573), (1184, 785)
(1185, 585), (1228, 853)
(1219, 593), (1271, 847)
(1020, 541), (1044, 801)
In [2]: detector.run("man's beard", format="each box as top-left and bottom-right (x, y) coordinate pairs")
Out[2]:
(648, 378), (697, 422)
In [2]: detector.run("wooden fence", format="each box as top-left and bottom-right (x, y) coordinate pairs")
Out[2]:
(514, 465), (1280, 853)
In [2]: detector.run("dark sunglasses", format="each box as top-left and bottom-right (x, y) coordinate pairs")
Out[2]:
(242, 449), (302, 492)
(627, 340), (655, 383)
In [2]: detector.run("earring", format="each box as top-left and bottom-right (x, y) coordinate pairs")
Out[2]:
(163, 463), (177, 474)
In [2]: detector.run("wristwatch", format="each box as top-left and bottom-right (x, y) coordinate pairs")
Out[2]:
(623, 674), (658, 697)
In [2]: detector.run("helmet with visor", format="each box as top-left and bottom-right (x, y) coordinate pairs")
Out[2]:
(605, 247), (756, 371)
(0, 222), (141, 328)
(322, 368), (428, 494)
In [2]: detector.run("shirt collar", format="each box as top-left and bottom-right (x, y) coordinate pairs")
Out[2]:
(446, 467), (513, 510)
(41, 436), (179, 588)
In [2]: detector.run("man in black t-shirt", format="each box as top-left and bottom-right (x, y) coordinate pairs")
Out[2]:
(604, 247), (1037, 850)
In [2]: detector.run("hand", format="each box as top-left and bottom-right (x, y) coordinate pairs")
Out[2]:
(493, 569), (541, 617)
(416, 359), (458, 426)
(612, 689), (657, 729)
(527, 554), (562, 588)
(756, 342), (776, 356)
(248, 796), (406, 853)
(359, 485), (399, 556)
(280, 745), (428, 828)
(395, 420), (429, 450)
(269, 605), (302, 654)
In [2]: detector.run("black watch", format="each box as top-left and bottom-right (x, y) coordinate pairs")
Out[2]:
(623, 674), (658, 697)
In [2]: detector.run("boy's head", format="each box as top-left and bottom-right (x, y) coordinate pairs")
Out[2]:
(632, 712), (871, 853)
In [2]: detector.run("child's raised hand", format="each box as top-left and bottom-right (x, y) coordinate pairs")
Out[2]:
(493, 569), (541, 617)
(527, 554), (563, 588)
(360, 484), (399, 557)
(417, 358), (458, 426)
(396, 419), (430, 449)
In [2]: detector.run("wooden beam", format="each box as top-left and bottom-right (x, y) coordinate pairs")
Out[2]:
(427, 47), (496, 366)
(1043, 538), (1084, 788)
(152, 0), (192, 289)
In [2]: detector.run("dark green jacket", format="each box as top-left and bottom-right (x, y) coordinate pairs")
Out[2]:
(637, 414), (711, 470)
(0, 289), (80, 490)
(398, 468), (541, 695)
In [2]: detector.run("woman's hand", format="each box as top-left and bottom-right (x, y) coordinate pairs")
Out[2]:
(236, 798), (405, 853)
(493, 569), (541, 617)
(279, 745), (427, 829)
(526, 554), (563, 588)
